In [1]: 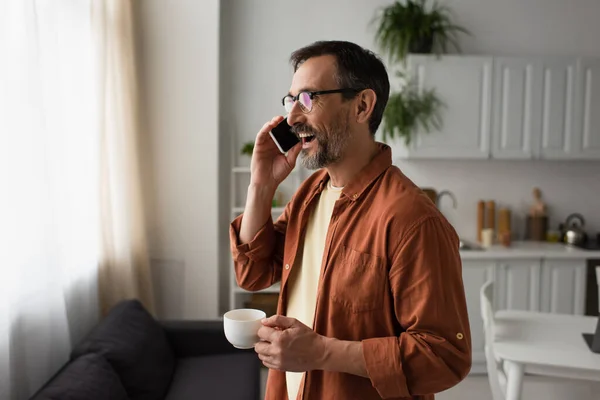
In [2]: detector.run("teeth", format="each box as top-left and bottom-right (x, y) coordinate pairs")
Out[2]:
(298, 133), (314, 138)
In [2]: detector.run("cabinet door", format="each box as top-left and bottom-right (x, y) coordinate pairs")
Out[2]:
(573, 58), (600, 159)
(461, 260), (494, 374)
(491, 58), (542, 159)
(405, 55), (493, 159)
(539, 59), (579, 159)
(495, 259), (542, 311)
(540, 259), (586, 315)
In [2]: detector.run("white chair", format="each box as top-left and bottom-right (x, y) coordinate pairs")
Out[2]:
(480, 280), (507, 400)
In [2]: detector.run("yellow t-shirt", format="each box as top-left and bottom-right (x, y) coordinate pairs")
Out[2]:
(285, 180), (342, 400)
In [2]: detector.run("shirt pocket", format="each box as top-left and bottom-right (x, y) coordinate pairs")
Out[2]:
(330, 246), (386, 313)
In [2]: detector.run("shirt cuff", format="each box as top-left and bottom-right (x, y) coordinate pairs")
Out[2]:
(362, 336), (408, 398)
(229, 213), (275, 264)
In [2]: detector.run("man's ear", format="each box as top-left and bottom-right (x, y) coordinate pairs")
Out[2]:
(355, 89), (377, 125)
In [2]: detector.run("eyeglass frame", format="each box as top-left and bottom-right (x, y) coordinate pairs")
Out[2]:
(281, 88), (365, 113)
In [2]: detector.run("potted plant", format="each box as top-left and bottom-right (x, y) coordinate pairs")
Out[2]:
(240, 141), (254, 157)
(373, 0), (470, 63)
(381, 70), (444, 146)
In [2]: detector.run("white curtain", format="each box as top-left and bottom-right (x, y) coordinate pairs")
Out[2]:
(0, 1), (99, 398)
(93, 0), (155, 317)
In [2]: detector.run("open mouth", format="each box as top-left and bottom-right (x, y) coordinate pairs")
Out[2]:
(298, 132), (316, 145)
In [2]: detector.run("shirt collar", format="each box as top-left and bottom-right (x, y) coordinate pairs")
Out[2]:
(312, 142), (393, 201)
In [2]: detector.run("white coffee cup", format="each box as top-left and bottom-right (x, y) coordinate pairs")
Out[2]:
(223, 308), (266, 349)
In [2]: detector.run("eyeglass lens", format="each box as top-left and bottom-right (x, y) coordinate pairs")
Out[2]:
(284, 92), (312, 113)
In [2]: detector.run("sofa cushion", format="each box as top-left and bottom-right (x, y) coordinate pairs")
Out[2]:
(71, 299), (175, 400)
(31, 353), (128, 400)
(164, 353), (260, 400)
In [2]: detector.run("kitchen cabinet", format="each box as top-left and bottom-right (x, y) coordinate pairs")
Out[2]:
(538, 59), (579, 159)
(491, 57), (542, 159)
(491, 57), (582, 160)
(494, 259), (542, 311)
(573, 58), (600, 159)
(405, 55), (493, 159)
(396, 55), (600, 161)
(540, 259), (586, 314)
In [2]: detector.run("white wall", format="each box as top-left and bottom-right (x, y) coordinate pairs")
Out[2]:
(221, 0), (600, 245)
(136, 0), (220, 319)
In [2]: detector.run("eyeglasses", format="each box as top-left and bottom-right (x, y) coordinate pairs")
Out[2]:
(282, 88), (364, 114)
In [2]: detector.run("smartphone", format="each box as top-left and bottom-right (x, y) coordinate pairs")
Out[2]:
(269, 117), (300, 153)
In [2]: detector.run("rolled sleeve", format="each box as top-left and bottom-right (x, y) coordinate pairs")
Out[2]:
(362, 215), (471, 398)
(362, 336), (408, 398)
(230, 213), (276, 264)
(229, 210), (288, 291)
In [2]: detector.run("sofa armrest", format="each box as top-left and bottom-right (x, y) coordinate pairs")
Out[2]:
(160, 319), (255, 358)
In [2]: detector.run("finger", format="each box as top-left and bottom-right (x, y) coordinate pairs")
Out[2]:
(262, 314), (296, 329)
(257, 325), (277, 340)
(255, 339), (276, 354)
(255, 119), (285, 148)
(261, 360), (281, 370)
(255, 122), (274, 142)
(258, 356), (283, 371)
(256, 118), (279, 137)
(261, 116), (284, 134)
(271, 115), (284, 124)
(254, 341), (269, 355)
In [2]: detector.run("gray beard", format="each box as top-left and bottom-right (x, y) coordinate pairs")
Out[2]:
(300, 141), (336, 170)
(299, 114), (350, 170)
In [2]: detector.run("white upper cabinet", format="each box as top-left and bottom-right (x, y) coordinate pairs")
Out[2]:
(491, 57), (542, 159)
(395, 55), (600, 160)
(573, 58), (600, 159)
(538, 59), (578, 159)
(404, 55), (493, 159)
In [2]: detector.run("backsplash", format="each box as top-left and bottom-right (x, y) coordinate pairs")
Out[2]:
(394, 157), (600, 242)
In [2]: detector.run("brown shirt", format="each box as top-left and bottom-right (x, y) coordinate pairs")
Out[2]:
(229, 143), (472, 399)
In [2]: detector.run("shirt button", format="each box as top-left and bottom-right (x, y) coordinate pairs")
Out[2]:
(285, 264), (290, 270)
(456, 333), (464, 340)
(353, 194), (358, 199)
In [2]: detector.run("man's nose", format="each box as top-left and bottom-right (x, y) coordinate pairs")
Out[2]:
(286, 101), (305, 127)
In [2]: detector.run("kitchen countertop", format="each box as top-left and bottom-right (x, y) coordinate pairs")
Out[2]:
(459, 241), (600, 260)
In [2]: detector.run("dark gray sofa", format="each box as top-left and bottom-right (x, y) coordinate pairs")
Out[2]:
(29, 299), (261, 400)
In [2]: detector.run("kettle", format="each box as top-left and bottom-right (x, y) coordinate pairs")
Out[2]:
(562, 213), (587, 246)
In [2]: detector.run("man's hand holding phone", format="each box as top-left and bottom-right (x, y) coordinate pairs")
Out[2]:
(250, 116), (301, 193)
(238, 116), (301, 244)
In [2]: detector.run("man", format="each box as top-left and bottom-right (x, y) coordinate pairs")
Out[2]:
(229, 40), (471, 400)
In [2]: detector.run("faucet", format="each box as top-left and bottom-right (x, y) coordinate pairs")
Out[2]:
(436, 190), (457, 209)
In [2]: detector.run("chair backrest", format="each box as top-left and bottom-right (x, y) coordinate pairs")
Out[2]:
(480, 280), (506, 400)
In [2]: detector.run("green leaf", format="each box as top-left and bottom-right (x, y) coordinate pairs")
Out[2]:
(373, 0), (469, 59)
(380, 72), (444, 146)
(240, 141), (254, 156)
